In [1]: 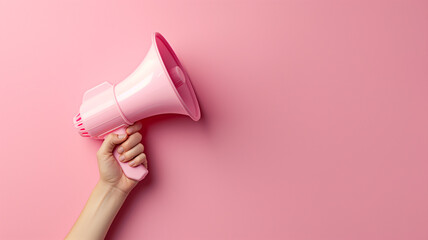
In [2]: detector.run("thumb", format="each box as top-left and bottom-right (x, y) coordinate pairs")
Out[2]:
(98, 133), (128, 156)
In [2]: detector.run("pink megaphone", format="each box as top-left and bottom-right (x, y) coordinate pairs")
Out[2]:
(73, 32), (201, 181)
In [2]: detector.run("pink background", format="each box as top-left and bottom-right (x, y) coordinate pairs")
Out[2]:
(1, 0), (428, 239)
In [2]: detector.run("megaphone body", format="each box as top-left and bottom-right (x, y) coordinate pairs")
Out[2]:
(73, 33), (201, 181)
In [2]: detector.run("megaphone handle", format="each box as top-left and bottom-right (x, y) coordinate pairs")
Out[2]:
(111, 127), (149, 181)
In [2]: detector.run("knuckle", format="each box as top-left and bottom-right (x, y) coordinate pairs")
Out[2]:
(134, 132), (142, 139)
(138, 143), (145, 152)
(135, 155), (143, 163)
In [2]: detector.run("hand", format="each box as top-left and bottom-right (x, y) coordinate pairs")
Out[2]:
(96, 122), (148, 194)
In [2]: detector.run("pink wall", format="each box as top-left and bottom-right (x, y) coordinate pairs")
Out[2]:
(1, 0), (428, 239)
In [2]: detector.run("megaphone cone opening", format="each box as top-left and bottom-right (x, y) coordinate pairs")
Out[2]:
(153, 32), (201, 121)
(170, 66), (186, 88)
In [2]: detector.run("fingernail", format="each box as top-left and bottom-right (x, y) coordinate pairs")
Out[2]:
(119, 155), (125, 161)
(118, 134), (126, 139)
(117, 146), (124, 154)
(126, 128), (133, 134)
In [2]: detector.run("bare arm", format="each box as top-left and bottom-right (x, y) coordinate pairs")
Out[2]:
(66, 180), (129, 240)
(66, 123), (147, 240)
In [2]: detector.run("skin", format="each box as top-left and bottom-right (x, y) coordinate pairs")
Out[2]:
(66, 122), (147, 240)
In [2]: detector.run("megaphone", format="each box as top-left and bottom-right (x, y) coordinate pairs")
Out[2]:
(73, 32), (201, 181)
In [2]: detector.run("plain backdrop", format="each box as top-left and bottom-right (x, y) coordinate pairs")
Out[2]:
(0, 0), (427, 239)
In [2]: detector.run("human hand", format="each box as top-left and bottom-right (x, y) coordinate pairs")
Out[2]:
(96, 122), (148, 194)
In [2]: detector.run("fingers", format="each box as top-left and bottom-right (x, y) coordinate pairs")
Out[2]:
(117, 132), (142, 153)
(128, 153), (147, 168)
(120, 141), (148, 168)
(98, 122), (147, 168)
(98, 133), (128, 156)
(119, 143), (144, 163)
(126, 122), (142, 135)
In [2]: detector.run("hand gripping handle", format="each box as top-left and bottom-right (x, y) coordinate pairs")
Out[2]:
(110, 127), (148, 181)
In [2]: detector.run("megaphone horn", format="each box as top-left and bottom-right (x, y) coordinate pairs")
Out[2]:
(73, 32), (201, 181)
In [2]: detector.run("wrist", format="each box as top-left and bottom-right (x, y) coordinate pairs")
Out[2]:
(97, 179), (131, 198)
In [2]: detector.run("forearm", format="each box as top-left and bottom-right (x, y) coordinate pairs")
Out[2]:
(66, 180), (129, 240)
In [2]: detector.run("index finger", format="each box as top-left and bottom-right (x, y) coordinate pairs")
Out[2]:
(98, 133), (128, 156)
(126, 122), (142, 134)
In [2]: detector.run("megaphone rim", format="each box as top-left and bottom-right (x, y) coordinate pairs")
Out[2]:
(152, 32), (201, 121)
